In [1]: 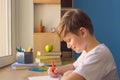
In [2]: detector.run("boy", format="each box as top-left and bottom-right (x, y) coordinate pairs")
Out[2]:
(48, 9), (119, 80)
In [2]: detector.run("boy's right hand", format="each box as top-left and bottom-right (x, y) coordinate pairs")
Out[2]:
(48, 67), (59, 78)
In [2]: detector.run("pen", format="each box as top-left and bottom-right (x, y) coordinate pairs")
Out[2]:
(51, 60), (57, 76)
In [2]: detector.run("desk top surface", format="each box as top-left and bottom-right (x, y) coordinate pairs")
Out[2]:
(0, 66), (48, 80)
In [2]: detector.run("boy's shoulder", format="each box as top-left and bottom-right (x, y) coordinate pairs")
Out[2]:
(86, 44), (112, 59)
(91, 44), (110, 53)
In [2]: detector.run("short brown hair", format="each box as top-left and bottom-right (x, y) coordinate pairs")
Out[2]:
(56, 9), (94, 40)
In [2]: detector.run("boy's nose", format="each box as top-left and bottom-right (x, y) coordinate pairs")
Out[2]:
(67, 43), (71, 49)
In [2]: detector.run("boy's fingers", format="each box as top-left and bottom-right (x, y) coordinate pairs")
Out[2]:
(48, 67), (56, 77)
(48, 67), (60, 78)
(48, 67), (52, 75)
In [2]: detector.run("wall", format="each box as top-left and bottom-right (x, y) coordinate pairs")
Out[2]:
(16, 0), (34, 49)
(74, 0), (120, 77)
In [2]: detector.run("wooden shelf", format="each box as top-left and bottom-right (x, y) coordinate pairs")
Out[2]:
(34, 0), (60, 4)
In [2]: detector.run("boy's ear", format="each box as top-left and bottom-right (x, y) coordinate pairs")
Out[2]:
(79, 27), (87, 37)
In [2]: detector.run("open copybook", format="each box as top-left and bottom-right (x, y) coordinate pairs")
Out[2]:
(28, 76), (60, 80)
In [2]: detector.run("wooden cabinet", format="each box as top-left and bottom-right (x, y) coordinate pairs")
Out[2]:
(33, 0), (74, 62)
(33, 0), (61, 59)
(34, 0), (60, 4)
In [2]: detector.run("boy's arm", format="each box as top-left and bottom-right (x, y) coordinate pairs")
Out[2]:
(61, 71), (85, 80)
(56, 64), (75, 75)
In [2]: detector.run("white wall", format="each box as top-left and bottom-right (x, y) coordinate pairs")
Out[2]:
(16, 0), (34, 49)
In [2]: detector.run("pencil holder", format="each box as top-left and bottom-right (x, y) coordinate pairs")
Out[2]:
(16, 52), (33, 64)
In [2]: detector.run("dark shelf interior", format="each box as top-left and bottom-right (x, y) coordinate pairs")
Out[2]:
(61, 41), (72, 52)
(61, 0), (72, 8)
(60, 0), (73, 60)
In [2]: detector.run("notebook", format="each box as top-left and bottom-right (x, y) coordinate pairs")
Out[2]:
(28, 76), (60, 80)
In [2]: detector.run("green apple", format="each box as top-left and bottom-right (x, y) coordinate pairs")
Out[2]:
(45, 44), (53, 52)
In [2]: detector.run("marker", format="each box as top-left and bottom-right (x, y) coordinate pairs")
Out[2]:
(19, 46), (23, 52)
(16, 47), (20, 52)
(51, 60), (57, 76)
(16, 46), (23, 52)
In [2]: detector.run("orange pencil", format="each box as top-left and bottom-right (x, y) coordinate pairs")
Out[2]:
(51, 60), (55, 71)
(51, 60), (57, 75)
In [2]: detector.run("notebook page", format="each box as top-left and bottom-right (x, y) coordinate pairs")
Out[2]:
(28, 76), (59, 80)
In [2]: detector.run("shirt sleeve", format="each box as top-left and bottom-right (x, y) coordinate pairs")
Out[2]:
(73, 51), (85, 68)
(73, 52), (106, 80)
(73, 59), (78, 68)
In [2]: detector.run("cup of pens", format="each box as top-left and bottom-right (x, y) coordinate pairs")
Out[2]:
(16, 47), (34, 64)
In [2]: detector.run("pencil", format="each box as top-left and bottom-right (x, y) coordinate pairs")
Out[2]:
(51, 60), (57, 76)
(51, 60), (55, 72)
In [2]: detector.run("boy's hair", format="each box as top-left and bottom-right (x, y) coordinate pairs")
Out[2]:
(56, 9), (94, 40)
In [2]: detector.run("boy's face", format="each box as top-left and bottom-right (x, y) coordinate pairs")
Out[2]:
(63, 32), (86, 53)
